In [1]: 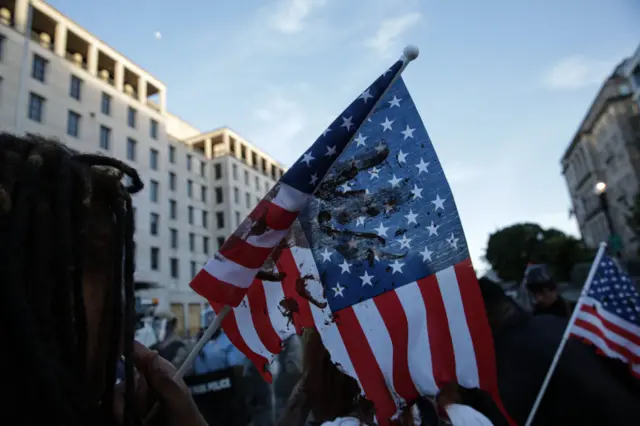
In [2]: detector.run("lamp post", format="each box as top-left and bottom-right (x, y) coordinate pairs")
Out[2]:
(595, 181), (622, 256)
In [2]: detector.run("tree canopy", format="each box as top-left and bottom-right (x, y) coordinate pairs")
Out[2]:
(485, 222), (594, 282)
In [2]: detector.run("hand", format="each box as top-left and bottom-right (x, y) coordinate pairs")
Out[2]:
(114, 341), (207, 426)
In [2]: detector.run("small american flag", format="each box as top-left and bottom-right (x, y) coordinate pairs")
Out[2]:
(571, 255), (640, 378)
(191, 63), (508, 424)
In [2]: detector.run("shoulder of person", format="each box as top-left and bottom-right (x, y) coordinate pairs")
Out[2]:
(320, 417), (362, 426)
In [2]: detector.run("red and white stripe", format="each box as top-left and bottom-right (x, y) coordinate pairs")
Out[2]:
(191, 182), (310, 307)
(210, 243), (509, 425)
(571, 297), (640, 378)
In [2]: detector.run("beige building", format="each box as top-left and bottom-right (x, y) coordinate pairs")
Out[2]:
(0, 0), (286, 335)
(561, 60), (640, 258)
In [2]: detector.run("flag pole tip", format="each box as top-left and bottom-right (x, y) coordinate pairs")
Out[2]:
(403, 45), (419, 62)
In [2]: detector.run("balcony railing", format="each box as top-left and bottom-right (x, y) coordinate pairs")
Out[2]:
(65, 52), (88, 70)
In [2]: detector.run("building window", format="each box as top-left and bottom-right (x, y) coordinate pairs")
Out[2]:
(189, 232), (195, 252)
(186, 154), (192, 171)
(67, 110), (81, 138)
(202, 211), (208, 228)
(203, 236), (210, 255)
(170, 258), (179, 279)
(99, 125), (111, 150)
(217, 237), (225, 249)
(240, 144), (247, 161)
(150, 148), (159, 170)
(127, 106), (136, 128)
(169, 199), (177, 219)
(28, 92), (45, 122)
(245, 192), (251, 208)
(256, 196), (260, 205)
(31, 54), (47, 82)
(150, 213), (159, 235)
(244, 170), (249, 186)
(0, 35), (5, 61)
(188, 206), (194, 225)
(190, 261), (197, 278)
(187, 179), (193, 198)
(255, 176), (260, 191)
(170, 228), (178, 249)
(101, 92), (111, 115)
(216, 212), (224, 229)
(261, 158), (267, 174)
(232, 164), (238, 180)
(150, 180), (159, 203)
(215, 187), (223, 204)
(150, 247), (159, 271)
(201, 185), (207, 202)
(200, 161), (206, 177)
(234, 187), (239, 204)
(150, 119), (158, 139)
(169, 145), (176, 164)
(214, 164), (222, 179)
(127, 138), (137, 161)
(169, 172), (176, 191)
(70, 75), (82, 100)
(235, 211), (241, 227)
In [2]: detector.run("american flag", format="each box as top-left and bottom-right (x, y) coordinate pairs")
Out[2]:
(571, 255), (640, 378)
(191, 67), (507, 424)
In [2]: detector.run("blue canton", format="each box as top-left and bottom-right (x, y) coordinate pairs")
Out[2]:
(299, 78), (470, 312)
(587, 255), (640, 325)
(279, 60), (403, 195)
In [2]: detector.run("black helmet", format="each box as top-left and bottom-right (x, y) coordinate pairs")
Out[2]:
(523, 264), (556, 293)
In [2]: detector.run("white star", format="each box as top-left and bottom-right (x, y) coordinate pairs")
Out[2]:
(356, 216), (366, 226)
(405, 209), (418, 225)
(374, 222), (389, 237)
(388, 174), (402, 188)
(419, 246), (433, 262)
(322, 127), (332, 137)
(410, 185), (423, 199)
(333, 283), (345, 298)
(309, 173), (318, 185)
(397, 235), (412, 249)
(340, 182), (351, 193)
(339, 260), (351, 274)
(320, 248), (332, 262)
(415, 158), (430, 174)
(447, 233), (459, 249)
(341, 116), (353, 131)
(383, 202), (394, 214)
(390, 259), (404, 274)
(347, 238), (358, 249)
(397, 150), (408, 164)
(354, 133), (367, 147)
(388, 96), (402, 108)
(431, 194), (446, 211)
(375, 142), (386, 153)
(381, 117), (394, 132)
(301, 151), (315, 167)
(360, 271), (374, 287)
(368, 167), (380, 179)
(426, 221), (440, 236)
(325, 145), (337, 156)
(359, 88), (373, 103)
(401, 125), (416, 140)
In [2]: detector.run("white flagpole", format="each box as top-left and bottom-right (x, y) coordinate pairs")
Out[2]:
(524, 241), (608, 426)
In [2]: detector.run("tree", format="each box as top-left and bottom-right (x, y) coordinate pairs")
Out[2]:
(485, 223), (594, 282)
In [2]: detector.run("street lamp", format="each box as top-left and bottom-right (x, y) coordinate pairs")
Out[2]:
(594, 181), (620, 256)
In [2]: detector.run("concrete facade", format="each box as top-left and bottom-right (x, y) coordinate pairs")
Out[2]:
(0, 0), (286, 335)
(561, 60), (640, 258)
(626, 43), (640, 106)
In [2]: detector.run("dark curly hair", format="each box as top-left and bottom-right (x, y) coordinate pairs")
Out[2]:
(0, 133), (143, 426)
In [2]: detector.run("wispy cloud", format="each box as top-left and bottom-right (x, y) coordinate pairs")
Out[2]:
(265, 0), (327, 35)
(366, 12), (422, 56)
(543, 55), (615, 90)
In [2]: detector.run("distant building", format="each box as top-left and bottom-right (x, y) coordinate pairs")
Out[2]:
(0, 0), (286, 335)
(561, 59), (640, 258)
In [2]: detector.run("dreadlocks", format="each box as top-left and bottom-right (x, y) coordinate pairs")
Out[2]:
(0, 133), (143, 426)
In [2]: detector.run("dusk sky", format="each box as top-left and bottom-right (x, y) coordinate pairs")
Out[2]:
(49, 0), (640, 270)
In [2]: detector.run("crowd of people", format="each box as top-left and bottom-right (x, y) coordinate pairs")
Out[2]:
(1, 134), (637, 426)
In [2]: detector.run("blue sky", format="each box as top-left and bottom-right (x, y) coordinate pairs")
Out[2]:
(50, 0), (639, 270)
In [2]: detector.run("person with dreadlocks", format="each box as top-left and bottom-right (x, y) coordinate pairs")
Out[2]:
(0, 133), (207, 426)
